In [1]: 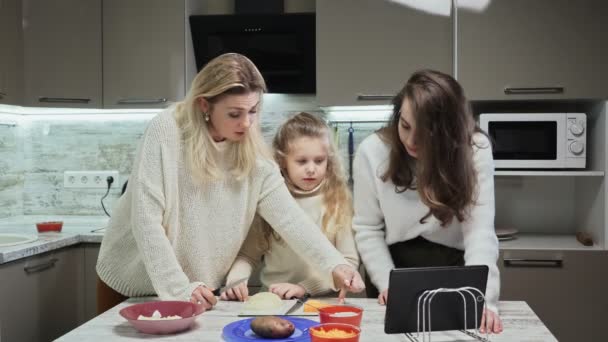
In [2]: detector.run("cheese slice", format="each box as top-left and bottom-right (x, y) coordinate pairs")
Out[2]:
(303, 299), (332, 313)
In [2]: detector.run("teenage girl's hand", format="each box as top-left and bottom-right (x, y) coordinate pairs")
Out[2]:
(332, 264), (365, 303)
(480, 308), (503, 334)
(190, 285), (217, 314)
(269, 283), (306, 299)
(220, 281), (249, 302)
(378, 289), (389, 305)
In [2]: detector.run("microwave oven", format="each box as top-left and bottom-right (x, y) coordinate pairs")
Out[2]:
(479, 113), (586, 169)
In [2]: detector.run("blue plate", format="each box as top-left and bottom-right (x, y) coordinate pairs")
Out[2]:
(222, 316), (317, 341)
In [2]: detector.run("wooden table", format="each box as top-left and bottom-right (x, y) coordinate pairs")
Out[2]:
(57, 298), (557, 341)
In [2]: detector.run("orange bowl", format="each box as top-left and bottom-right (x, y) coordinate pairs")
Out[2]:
(318, 305), (363, 327)
(309, 323), (360, 342)
(36, 221), (63, 233)
(119, 301), (200, 335)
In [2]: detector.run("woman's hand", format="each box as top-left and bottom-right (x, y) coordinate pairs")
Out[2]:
(378, 289), (389, 305)
(190, 285), (217, 314)
(269, 283), (307, 299)
(332, 264), (365, 303)
(480, 308), (503, 334)
(220, 281), (249, 302)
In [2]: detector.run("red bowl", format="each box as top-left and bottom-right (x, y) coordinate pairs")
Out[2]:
(318, 305), (363, 327)
(36, 221), (63, 233)
(119, 301), (200, 335)
(309, 323), (361, 342)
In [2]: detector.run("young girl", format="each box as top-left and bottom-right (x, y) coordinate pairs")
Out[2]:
(353, 69), (502, 334)
(222, 112), (359, 301)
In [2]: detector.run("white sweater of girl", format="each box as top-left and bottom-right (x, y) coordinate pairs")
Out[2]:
(353, 133), (500, 312)
(226, 184), (359, 296)
(96, 108), (347, 301)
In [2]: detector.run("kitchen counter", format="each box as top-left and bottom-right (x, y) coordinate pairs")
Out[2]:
(57, 298), (557, 341)
(0, 215), (107, 264)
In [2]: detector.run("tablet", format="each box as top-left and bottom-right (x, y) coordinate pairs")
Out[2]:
(384, 265), (489, 334)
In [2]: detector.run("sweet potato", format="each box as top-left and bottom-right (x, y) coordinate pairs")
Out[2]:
(250, 316), (295, 339)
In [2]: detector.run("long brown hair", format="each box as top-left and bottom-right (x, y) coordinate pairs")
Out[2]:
(379, 69), (485, 226)
(264, 112), (353, 245)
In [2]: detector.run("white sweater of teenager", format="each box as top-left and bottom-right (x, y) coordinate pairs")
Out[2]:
(96, 108), (347, 301)
(353, 133), (500, 312)
(226, 184), (359, 296)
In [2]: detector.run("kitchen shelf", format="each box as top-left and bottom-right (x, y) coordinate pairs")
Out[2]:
(495, 170), (605, 177)
(499, 233), (604, 251)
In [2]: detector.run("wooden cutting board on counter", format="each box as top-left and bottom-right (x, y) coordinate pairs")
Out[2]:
(238, 299), (316, 316)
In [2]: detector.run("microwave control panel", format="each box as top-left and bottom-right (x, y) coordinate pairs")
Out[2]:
(566, 113), (586, 157)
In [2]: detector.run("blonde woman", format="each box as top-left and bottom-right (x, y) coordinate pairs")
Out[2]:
(96, 54), (364, 314)
(223, 112), (358, 302)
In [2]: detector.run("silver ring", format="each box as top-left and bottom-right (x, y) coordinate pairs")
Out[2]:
(197, 300), (202, 305)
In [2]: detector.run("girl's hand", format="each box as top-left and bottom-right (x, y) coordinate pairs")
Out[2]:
(220, 281), (249, 302)
(190, 285), (217, 314)
(332, 264), (365, 303)
(378, 289), (389, 305)
(480, 308), (503, 334)
(269, 283), (307, 299)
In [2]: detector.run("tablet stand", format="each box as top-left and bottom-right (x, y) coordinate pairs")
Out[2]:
(403, 286), (491, 342)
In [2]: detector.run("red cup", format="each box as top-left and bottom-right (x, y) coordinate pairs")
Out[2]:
(36, 221), (63, 233)
(318, 305), (363, 327)
(309, 323), (360, 342)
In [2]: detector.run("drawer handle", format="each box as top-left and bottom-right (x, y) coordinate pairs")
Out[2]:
(39, 97), (91, 104)
(24, 258), (59, 274)
(117, 98), (168, 105)
(503, 87), (564, 95)
(504, 258), (563, 268)
(356, 94), (393, 101)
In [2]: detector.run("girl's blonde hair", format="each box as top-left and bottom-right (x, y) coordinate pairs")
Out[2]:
(269, 112), (353, 243)
(174, 53), (270, 182)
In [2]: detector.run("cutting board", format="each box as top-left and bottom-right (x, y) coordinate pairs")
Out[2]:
(238, 299), (317, 316)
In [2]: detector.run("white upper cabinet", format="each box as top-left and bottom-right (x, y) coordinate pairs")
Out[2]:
(22, 0), (102, 107)
(457, 0), (608, 100)
(316, 0), (453, 107)
(0, 0), (23, 105)
(103, 0), (185, 109)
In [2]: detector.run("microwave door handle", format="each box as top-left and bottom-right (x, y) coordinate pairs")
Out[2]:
(504, 87), (564, 95)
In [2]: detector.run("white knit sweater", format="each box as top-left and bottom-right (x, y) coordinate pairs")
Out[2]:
(96, 108), (347, 301)
(352, 133), (500, 312)
(226, 185), (359, 296)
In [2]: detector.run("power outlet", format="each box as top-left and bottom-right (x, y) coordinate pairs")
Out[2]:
(64, 170), (119, 189)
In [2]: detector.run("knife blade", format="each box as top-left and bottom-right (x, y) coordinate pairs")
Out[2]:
(284, 293), (311, 315)
(212, 277), (249, 296)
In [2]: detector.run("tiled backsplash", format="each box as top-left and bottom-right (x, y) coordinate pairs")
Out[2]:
(0, 98), (383, 218)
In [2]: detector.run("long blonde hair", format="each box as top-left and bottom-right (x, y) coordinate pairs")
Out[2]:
(268, 112), (353, 243)
(174, 53), (270, 182)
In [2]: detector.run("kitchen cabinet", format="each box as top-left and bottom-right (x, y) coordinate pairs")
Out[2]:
(103, 0), (186, 108)
(0, 246), (85, 342)
(22, 0), (102, 107)
(0, 0), (23, 105)
(499, 250), (608, 342)
(458, 0), (608, 100)
(316, 0), (453, 106)
(83, 243), (100, 321)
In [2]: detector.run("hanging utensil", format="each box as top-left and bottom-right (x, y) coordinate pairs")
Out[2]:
(348, 122), (354, 186)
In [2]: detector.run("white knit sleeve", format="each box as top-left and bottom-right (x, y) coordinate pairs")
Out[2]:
(352, 137), (395, 292)
(461, 135), (500, 313)
(129, 122), (203, 301)
(256, 163), (348, 276)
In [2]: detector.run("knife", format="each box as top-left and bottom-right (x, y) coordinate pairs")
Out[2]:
(212, 277), (249, 296)
(284, 293), (311, 315)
